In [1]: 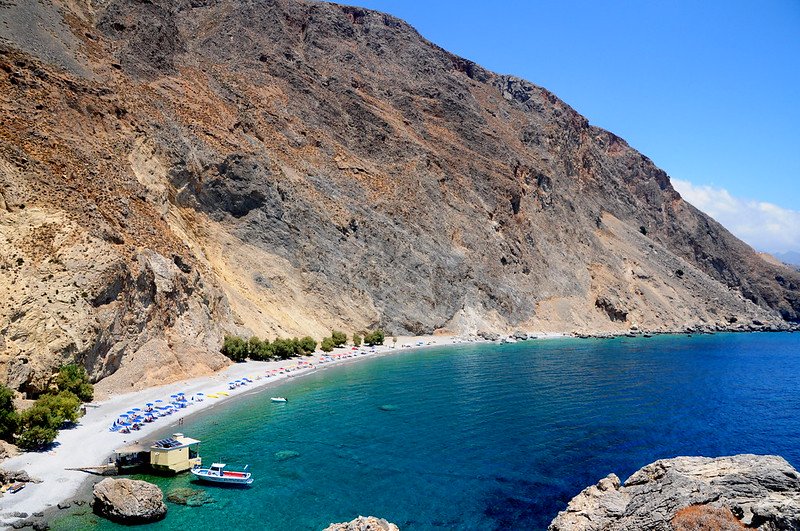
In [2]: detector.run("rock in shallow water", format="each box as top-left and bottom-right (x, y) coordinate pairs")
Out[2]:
(166, 487), (215, 507)
(324, 515), (399, 531)
(379, 404), (397, 411)
(548, 454), (800, 530)
(274, 450), (301, 461)
(92, 478), (167, 524)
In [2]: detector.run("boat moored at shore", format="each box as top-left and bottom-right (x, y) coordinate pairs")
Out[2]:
(191, 463), (253, 486)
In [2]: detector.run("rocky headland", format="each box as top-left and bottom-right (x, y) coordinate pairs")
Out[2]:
(549, 454), (800, 530)
(324, 516), (400, 531)
(0, 0), (798, 397)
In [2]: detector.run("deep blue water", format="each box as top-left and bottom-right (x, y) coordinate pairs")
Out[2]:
(53, 333), (800, 530)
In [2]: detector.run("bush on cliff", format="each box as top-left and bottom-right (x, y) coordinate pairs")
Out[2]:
(0, 384), (18, 442)
(56, 364), (94, 402)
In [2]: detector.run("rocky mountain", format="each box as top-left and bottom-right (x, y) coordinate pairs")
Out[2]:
(1, 0), (798, 396)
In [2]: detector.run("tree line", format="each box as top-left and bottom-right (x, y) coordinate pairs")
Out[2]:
(0, 364), (94, 450)
(221, 329), (386, 361)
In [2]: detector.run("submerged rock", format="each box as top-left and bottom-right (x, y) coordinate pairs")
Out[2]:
(378, 404), (397, 412)
(92, 478), (167, 524)
(548, 454), (800, 530)
(324, 516), (399, 531)
(274, 450), (301, 461)
(166, 487), (215, 507)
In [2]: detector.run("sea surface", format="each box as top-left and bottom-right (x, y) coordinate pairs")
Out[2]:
(52, 332), (800, 530)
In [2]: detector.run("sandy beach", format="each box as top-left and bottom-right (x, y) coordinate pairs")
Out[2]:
(0, 332), (561, 523)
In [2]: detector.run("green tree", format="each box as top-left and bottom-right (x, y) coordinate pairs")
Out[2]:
(247, 336), (263, 358)
(36, 391), (81, 425)
(299, 336), (317, 354)
(331, 330), (347, 348)
(250, 338), (273, 361)
(364, 329), (385, 346)
(221, 336), (248, 362)
(56, 364), (94, 402)
(272, 338), (295, 360)
(352, 334), (362, 347)
(0, 384), (18, 442)
(15, 425), (58, 451)
(320, 337), (335, 353)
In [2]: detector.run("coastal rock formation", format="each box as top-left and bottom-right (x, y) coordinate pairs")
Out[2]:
(548, 454), (800, 530)
(92, 478), (167, 524)
(1, 0), (799, 393)
(166, 487), (214, 507)
(324, 516), (400, 531)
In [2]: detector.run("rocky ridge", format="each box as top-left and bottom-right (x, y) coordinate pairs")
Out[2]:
(0, 0), (798, 394)
(549, 454), (800, 530)
(324, 516), (400, 531)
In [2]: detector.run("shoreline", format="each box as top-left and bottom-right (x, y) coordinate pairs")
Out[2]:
(2, 328), (795, 525)
(1, 332), (559, 524)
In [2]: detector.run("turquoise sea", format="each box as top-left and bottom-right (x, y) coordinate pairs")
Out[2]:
(53, 333), (800, 530)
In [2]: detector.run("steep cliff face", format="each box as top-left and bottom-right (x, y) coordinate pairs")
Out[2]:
(0, 0), (798, 394)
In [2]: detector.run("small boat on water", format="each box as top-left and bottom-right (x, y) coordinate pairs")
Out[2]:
(8, 482), (25, 493)
(191, 463), (253, 485)
(271, 397), (287, 403)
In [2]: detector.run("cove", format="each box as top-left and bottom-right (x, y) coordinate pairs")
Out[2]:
(52, 332), (800, 530)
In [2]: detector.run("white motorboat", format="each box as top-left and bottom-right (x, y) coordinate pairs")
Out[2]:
(191, 463), (253, 485)
(270, 397), (287, 403)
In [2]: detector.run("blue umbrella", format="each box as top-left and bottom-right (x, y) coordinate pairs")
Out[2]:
(132, 408), (141, 411)
(155, 399), (163, 403)
(146, 402), (153, 406)
(177, 392), (185, 396)
(196, 393), (204, 395)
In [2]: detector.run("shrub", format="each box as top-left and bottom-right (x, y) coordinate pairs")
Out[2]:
(299, 336), (317, 354)
(272, 338), (296, 360)
(15, 425), (58, 451)
(0, 385), (18, 442)
(320, 337), (335, 352)
(15, 391), (80, 450)
(56, 364), (94, 402)
(672, 504), (744, 530)
(37, 391), (81, 425)
(352, 334), (362, 347)
(331, 330), (347, 348)
(221, 335), (248, 362)
(364, 329), (385, 346)
(250, 338), (274, 361)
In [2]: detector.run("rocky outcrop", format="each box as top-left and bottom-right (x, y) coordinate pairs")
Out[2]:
(1, 0), (799, 393)
(324, 516), (399, 531)
(548, 455), (800, 530)
(92, 478), (167, 524)
(0, 468), (40, 484)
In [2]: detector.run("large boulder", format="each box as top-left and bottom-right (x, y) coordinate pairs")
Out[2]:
(92, 478), (167, 524)
(549, 454), (800, 530)
(324, 516), (399, 531)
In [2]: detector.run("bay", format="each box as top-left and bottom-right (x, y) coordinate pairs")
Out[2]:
(52, 332), (800, 530)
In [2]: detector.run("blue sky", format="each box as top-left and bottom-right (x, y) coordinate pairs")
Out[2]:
(335, 0), (800, 253)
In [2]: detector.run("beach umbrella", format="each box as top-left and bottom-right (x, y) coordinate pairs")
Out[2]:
(155, 399), (163, 403)
(177, 392), (185, 395)
(132, 408), (141, 411)
(146, 402), (153, 406)
(196, 392), (204, 396)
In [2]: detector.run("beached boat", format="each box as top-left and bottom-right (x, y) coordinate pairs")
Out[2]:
(191, 463), (253, 485)
(270, 397), (287, 403)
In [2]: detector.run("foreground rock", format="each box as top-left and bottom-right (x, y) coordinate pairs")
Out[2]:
(324, 516), (400, 531)
(92, 478), (167, 524)
(549, 454), (800, 530)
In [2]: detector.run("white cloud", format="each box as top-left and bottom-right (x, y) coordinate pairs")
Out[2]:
(672, 179), (800, 254)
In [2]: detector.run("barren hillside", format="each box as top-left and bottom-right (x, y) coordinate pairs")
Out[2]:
(1, 0), (797, 395)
